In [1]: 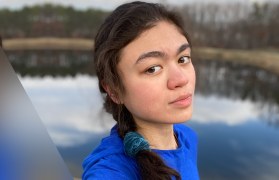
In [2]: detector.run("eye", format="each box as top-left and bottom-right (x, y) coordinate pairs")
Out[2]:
(145, 65), (162, 74)
(178, 56), (191, 64)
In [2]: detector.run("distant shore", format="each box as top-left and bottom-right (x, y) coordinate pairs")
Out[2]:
(193, 47), (279, 75)
(2, 37), (94, 51)
(2, 37), (279, 75)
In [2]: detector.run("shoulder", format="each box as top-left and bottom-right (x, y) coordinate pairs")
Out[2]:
(83, 126), (140, 180)
(174, 123), (198, 154)
(83, 151), (140, 180)
(174, 123), (198, 142)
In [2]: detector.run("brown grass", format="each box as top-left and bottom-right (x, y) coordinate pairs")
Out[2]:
(3, 37), (93, 51)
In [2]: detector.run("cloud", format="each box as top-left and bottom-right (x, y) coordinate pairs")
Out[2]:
(192, 95), (259, 125)
(19, 74), (115, 147)
(18, 74), (97, 89)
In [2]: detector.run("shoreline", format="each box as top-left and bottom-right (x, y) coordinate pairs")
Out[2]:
(2, 38), (279, 75)
(193, 47), (279, 75)
(2, 37), (94, 51)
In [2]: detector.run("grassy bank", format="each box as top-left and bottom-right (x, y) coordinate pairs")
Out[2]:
(193, 47), (279, 75)
(3, 38), (279, 75)
(2, 37), (93, 51)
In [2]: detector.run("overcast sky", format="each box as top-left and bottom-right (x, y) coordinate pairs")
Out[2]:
(0, 0), (270, 10)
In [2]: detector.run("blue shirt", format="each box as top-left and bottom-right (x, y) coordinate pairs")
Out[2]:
(82, 124), (199, 180)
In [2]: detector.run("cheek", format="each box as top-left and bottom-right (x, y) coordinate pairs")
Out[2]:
(122, 79), (164, 113)
(190, 65), (196, 88)
(126, 81), (160, 103)
(193, 71), (196, 86)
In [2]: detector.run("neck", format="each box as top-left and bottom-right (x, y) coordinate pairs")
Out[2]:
(135, 120), (177, 150)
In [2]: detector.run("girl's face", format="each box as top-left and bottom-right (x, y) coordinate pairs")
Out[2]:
(117, 21), (196, 126)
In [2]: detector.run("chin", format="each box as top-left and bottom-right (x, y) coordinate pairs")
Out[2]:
(172, 111), (193, 123)
(174, 117), (192, 124)
(160, 113), (192, 124)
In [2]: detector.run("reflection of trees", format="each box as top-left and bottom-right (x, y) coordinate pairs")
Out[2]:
(258, 104), (279, 128)
(194, 59), (279, 128)
(7, 50), (94, 77)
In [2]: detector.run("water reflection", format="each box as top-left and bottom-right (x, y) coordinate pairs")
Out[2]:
(18, 75), (114, 146)
(19, 75), (272, 145)
(7, 50), (93, 76)
(193, 95), (259, 125)
(12, 54), (279, 128)
(194, 60), (279, 128)
(193, 121), (279, 180)
(12, 51), (279, 179)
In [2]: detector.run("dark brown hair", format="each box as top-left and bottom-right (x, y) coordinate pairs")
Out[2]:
(94, 1), (191, 179)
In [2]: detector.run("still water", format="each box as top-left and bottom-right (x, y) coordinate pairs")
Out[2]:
(12, 52), (279, 180)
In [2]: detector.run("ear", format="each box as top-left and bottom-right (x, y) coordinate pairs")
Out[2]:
(101, 81), (122, 104)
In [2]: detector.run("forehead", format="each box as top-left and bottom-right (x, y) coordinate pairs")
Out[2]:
(120, 21), (189, 61)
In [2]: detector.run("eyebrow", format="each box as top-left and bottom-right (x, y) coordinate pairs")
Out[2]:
(135, 43), (190, 64)
(177, 43), (190, 55)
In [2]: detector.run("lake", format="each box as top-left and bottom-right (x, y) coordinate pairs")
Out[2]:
(9, 50), (279, 180)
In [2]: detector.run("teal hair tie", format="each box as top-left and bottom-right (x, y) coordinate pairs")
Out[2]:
(123, 131), (151, 157)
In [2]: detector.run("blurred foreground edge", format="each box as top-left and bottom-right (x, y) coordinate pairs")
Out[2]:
(0, 47), (73, 180)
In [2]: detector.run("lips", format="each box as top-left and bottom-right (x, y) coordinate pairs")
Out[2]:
(169, 94), (192, 107)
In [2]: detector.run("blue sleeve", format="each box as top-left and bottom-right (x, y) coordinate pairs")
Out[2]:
(175, 123), (198, 163)
(82, 155), (140, 180)
(83, 168), (131, 180)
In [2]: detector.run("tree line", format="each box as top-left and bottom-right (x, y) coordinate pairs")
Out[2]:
(0, 4), (108, 38)
(179, 2), (279, 49)
(0, 2), (278, 49)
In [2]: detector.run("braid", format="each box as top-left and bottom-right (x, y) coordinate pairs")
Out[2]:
(137, 151), (181, 180)
(116, 105), (181, 180)
(117, 105), (136, 138)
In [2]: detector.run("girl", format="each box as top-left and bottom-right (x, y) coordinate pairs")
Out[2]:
(83, 1), (199, 180)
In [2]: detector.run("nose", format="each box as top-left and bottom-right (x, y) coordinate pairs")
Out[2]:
(167, 64), (188, 90)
